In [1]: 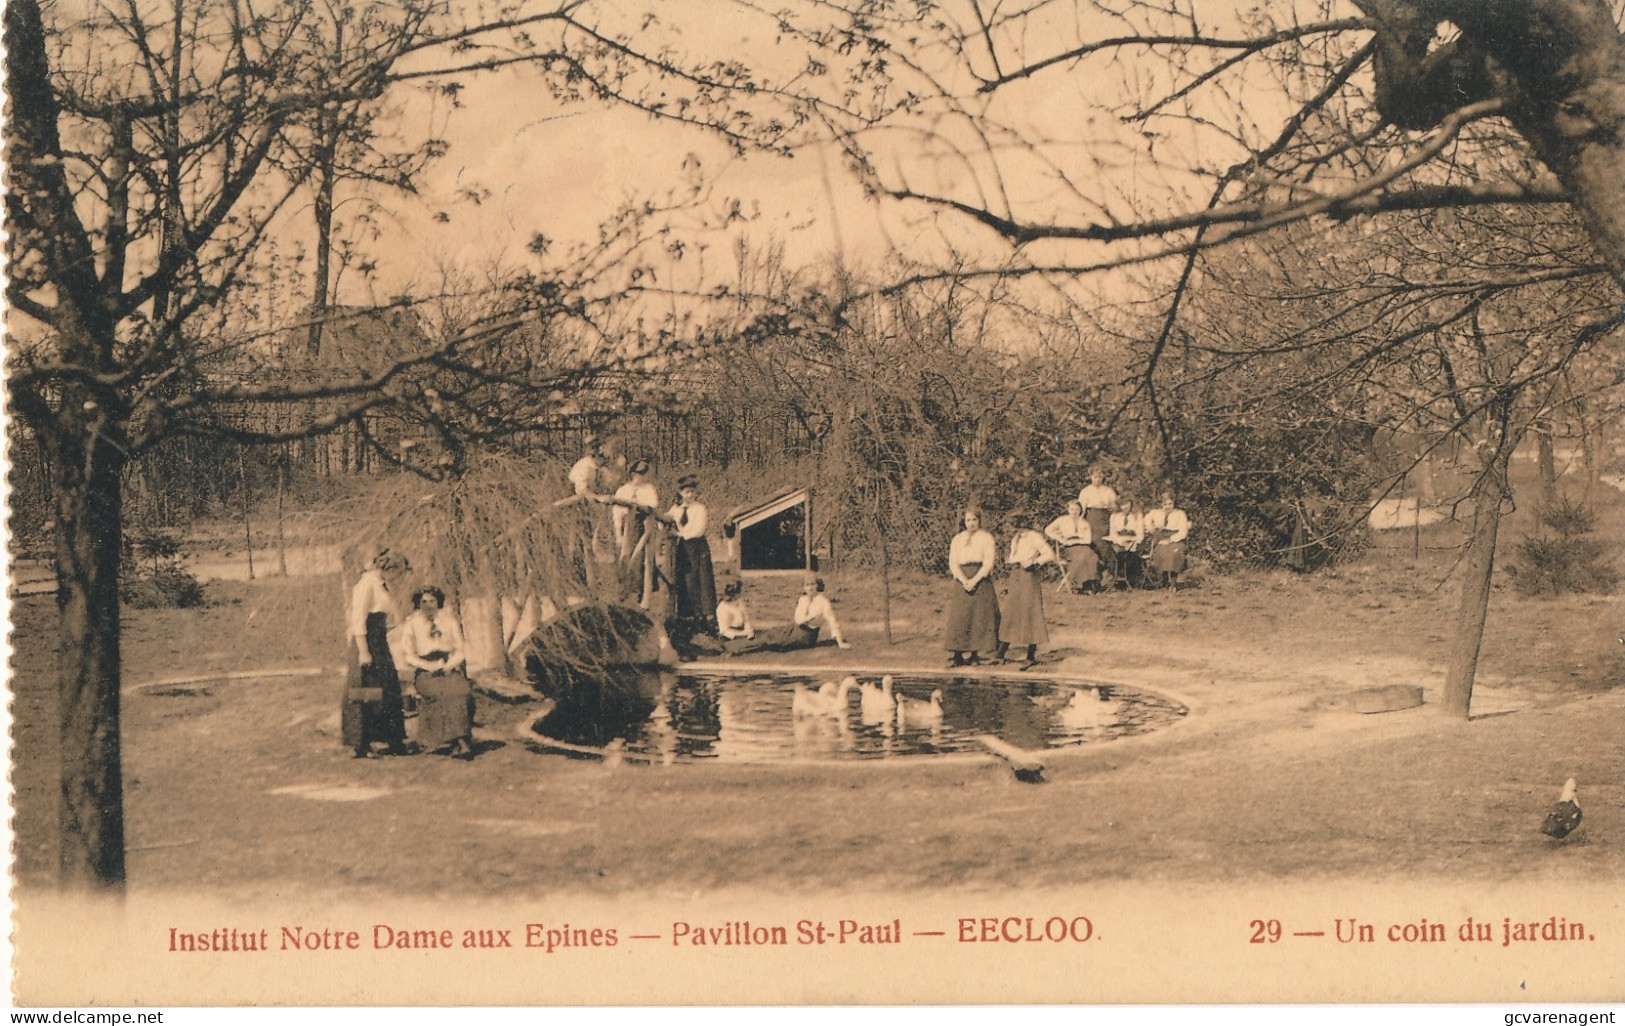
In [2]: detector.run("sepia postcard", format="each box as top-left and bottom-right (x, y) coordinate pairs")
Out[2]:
(5, 0), (1624, 1011)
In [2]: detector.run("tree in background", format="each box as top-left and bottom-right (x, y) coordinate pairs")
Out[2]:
(1153, 199), (1617, 714)
(2, 0), (834, 890)
(775, 0), (1625, 716)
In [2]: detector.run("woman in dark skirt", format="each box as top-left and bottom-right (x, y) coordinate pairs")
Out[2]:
(1045, 499), (1099, 592)
(401, 586), (475, 759)
(1142, 491), (1192, 587)
(664, 473), (717, 633)
(943, 509), (1000, 667)
(343, 548), (410, 758)
(1077, 466), (1119, 567)
(998, 512), (1053, 669)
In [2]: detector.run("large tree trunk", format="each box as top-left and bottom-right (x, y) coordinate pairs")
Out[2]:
(45, 424), (129, 889)
(6, 0), (130, 889)
(1440, 442), (1514, 719)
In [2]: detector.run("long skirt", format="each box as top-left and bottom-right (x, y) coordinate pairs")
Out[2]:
(672, 536), (717, 626)
(722, 622), (820, 655)
(342, 612), (406, 750)
(1150, 539), (1187, 575)
(1083, 508), (1112, 564)
(1059, 543), (1099, 588)
(999, 566), (1049, 647)
(414, 668), (473, 751)
(619, 513), (658, 604)
(1083, 508), (1111, 542)
(943, 563), (999, 653)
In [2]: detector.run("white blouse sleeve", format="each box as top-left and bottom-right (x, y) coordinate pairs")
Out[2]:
(349, 573), (386, 639)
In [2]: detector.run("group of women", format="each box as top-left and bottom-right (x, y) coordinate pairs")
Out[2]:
(343, 453), (1196, 758)
(714, 572), (851, 655)
(344, 549), (477, 760)
(943, 509), (1052, 669)
(570, 436), (720, 635)
(578, 442), (849, 658)
(1045, 469), (1191, 592)
(943, 471), (1193, 668)
(341, 453), (841, 758)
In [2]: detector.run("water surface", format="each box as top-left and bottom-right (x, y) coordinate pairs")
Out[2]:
(531, 671), (1187, 764)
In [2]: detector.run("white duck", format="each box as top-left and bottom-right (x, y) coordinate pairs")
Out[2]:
(859, 675), (897, 726)
(896, 688), (944, 730)
(793, 676), (857, 718)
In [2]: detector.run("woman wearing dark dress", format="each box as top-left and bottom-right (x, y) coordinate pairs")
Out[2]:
(343, 548), (410, 758)
(401, 586), (475, 759)
(663, 473), (718, 634)
(943, 509), (1000, 667)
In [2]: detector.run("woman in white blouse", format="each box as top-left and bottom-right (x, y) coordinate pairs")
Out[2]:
(342, 548), (411, 758)
(721, 574), (850, 653)
(1106, 496), (1146, 588)
(998, 511), (1053, 669)
(401, 586), (474, 759)
(1077, 467), (1119, 552)
(716, 580), (756, 645)
(1142, 491), (1192, 587)
(1045, 499), (1099, 593)
(662, 473), (717, 634)
(943, 508), (1000, 668)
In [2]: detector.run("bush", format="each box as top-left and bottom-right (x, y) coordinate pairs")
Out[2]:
(121, 528), (207, 608)
(1508, 497), (1620, 597)
(124, 564), (207, 608)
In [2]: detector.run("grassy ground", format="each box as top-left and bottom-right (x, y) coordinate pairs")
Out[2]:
(9, 476), (1624, 900)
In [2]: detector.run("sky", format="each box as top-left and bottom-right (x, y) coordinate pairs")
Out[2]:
(326, 0), (1243, 307)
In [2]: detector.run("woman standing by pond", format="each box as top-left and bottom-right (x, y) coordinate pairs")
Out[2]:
(343, 548), (411, 758)
(664, 473), (717, 635)
(998, 511), (1052, 670)
(943, 509), (1000, 668)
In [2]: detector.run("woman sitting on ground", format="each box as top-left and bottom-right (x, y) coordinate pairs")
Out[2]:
(723, 573), (851, 653)
(716, 580), (756, 644)
(400, 586), (475, 759)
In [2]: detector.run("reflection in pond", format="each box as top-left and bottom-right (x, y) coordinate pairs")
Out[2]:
(528, 672), (1186, 764)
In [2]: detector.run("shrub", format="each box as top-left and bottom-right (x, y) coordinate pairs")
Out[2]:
(122, 528), (207, 608)
(1508, 497), (1620, 597)
(124, 564), (207, 609)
